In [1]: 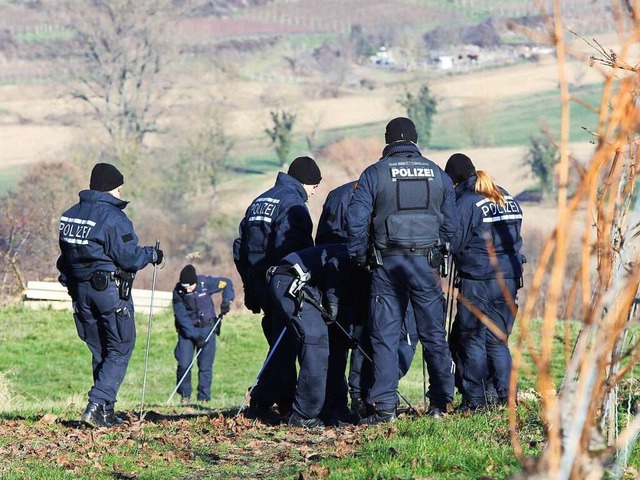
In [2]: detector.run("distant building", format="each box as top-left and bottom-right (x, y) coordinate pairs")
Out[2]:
(370, 46), (394, 66)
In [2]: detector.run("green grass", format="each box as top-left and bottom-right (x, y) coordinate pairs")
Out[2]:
(1, 305), (638, 479)
(15, 28), (75, 43)
(430, 82), (603, 150)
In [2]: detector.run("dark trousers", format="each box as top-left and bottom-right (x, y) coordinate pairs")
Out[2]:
(249, 291), (297, 412)
(348, 304), (417, 403)
(72, 281), (136, 406)
(175, 327), (216, 401)
(368, 255), (454, 410)
(323, 320), (350, 416)
(450, 277), (517, 403)
(269, 273), (329, 419)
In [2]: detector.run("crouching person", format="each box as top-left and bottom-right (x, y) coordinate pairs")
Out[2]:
(173, 264), (234, 403)
(267, 243), (352, 428)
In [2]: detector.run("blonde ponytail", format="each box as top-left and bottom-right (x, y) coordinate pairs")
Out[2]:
(475, 171), (506, 206)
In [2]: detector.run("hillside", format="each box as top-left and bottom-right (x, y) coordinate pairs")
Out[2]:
(0, 0), (624, 297)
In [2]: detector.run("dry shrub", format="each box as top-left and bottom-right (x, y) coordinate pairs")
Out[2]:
(0, 161), (84, 303)
(317, 136), (383, 179)
(508, 4), (640, 478)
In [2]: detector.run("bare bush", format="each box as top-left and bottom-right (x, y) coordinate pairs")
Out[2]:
(0, 162), (84, 303)
(316, 136), (382, 179)
(508, 4), (640, 478)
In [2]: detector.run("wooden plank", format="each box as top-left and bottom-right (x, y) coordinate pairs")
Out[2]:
(24, 280), (172, 311)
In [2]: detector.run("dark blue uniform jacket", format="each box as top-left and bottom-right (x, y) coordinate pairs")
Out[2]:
(346, 142), (459, 260)
(450, 175), (524, 280)
(57, 190), (154, 284)
(233, 172), (314, 305)
(173, 275), (235, 340)
(315, 181), (357, 245)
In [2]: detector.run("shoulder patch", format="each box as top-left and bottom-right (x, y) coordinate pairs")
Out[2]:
(122, 233), (134, 243)
(218, 280), (227, 288)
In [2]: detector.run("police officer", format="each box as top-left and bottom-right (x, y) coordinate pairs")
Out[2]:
(173, 264), (234, 403)
(266, 243), (353, 427)
(57, 163), (163, 428)
(233, 156), (322, 421)
(444, 153), (524, 412)
(346, 117), (459, 424)
(315, 180), (419, 417)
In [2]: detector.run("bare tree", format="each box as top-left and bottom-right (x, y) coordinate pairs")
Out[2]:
(312, 41), (352, 98)
(265, 110), (296, 167)
(170, 108), (234, 201)
(0, 162), (84, 303)
(58, 0), (177, 177)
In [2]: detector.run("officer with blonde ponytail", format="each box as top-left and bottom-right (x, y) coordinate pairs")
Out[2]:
(445, 153), (525, 413)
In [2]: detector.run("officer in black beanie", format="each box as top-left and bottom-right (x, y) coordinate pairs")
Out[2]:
(57, 162), (163, 427)
(233, 155), (322, 423)
(172, 264), (234, 403)
(346, 117), (460, 424)
(444, 152), (524, 412)
(444, 153), (476, 185)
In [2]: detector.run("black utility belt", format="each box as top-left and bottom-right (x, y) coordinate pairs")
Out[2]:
(90, 269), (135, 301)
(195, 319), (215, 328)
(89, 270), (116, 290)
(266, 265), (296, 278)
(380, 248), (431, 257)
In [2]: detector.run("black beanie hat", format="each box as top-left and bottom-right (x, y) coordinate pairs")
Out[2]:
(287, 156), (322, 185)
(179, 264), (197, 286)
(385, 117), (418, 144)
(89, 163), (124, 192)
(444, 153), (476, 184)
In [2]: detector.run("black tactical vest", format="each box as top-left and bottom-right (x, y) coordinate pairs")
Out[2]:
(182, 277), (216, 325)
(372, 154), (444, 252)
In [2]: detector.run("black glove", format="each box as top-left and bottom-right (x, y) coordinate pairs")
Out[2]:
(195, 336), (207, 349)
(214, 320), (222, 336)
(244, 287), (262, 314)
(220, 302), (231, 315)
(151, 248), (164, 265)
(323, 303), (338, 325)
(353, 252), (367, 268)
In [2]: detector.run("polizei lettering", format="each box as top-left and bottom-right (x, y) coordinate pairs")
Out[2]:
(476, 197), (523, 223)
(59, 216), (96, 245)
(248, 196), (280, 223)
(390, 167), (435, 179)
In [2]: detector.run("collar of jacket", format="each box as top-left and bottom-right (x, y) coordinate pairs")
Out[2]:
(275, 171), (309, 201)
(79, 189), (129, 210)
(454, 174), (478, 199)
(381, 141), (421, 159)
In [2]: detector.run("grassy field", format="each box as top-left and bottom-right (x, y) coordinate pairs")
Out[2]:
(1, 304), (638, 479)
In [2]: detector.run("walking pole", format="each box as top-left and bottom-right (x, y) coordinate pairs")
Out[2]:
(422, 346), (428, 409)
(446, 261), (457, 337)
(166, 314), (224, 405)
(235, 326), (287, 417)
(331, 320), (419, 416)
(139, 240), (160, 422)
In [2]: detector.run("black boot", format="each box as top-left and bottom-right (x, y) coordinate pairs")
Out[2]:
(457, 397), (486, 414)
(426, 402), (447, 419)
(104, 404), (123, 426)
(358, 408), (396, 425)
(288, 412), (324, 428)
(244, 403), (284, 425)
(350, 397), (369, 417)
(81, 402), (113, 428)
